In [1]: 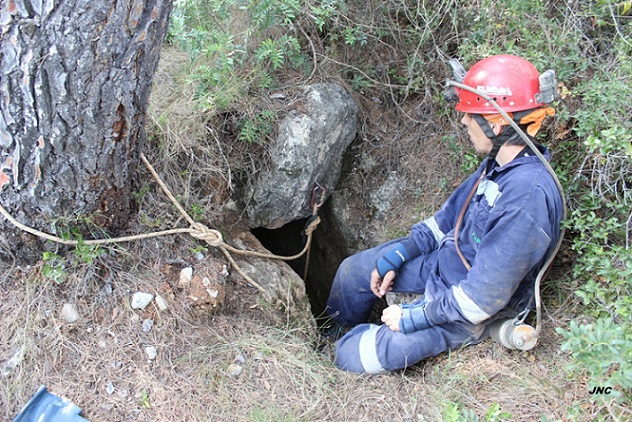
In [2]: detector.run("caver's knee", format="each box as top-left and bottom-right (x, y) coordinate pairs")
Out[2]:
(336, 253), (365, 280)
(374, 328), (423, 371)
(334, 324), (386, 374)
(333, 325), (421, 373)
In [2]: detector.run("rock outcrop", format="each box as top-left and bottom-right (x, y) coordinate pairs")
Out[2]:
(245, 83), (358, 229)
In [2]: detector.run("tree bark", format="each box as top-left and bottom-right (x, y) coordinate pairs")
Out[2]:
(0, 0), (172, 260)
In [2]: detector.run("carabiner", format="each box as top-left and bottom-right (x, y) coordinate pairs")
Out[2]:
(513, 307), (531, 326)
(310, 182), (326, 209)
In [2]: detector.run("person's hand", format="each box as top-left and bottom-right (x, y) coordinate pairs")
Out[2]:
(370, 268), (395, 298)
(381, 305), (402, 332)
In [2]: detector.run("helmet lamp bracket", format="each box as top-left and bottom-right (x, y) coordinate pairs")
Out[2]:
(444, 59), (467, 103)
(448, 59), (467, 82)
(534, 69), (559, 104)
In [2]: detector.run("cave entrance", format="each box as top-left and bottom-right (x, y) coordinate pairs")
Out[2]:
(251, 200), (349, 322)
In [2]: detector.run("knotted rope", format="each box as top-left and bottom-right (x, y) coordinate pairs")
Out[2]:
(0, 153), (324, 294)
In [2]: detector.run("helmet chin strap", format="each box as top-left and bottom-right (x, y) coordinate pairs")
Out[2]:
(472, 114), (505, 160)
(471, 114), (525, 161)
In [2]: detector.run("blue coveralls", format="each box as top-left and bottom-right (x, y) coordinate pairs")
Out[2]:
(326, 147), (563, 374)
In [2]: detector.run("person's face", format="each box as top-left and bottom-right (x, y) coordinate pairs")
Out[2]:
(460, 113), (494, 154)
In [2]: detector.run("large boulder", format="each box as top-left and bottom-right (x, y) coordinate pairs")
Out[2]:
(245, 83), (358, 229)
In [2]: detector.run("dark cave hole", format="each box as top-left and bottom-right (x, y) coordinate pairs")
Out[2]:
(251, 200), (350, 324)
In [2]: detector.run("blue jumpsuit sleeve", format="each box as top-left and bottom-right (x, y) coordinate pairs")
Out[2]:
(404, 166), (486, 255)
(423, 206), (553, 327)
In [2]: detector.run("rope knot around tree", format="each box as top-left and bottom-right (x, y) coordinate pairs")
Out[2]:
(0, 153), (324, 295)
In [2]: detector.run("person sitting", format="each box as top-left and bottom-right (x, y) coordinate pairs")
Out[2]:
(323, 54), (563, 374)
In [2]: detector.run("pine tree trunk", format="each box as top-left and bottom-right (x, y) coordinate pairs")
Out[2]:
(0, 0), (171, 260)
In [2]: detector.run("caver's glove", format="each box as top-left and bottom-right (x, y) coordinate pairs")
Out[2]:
(375, 242), (411, 278)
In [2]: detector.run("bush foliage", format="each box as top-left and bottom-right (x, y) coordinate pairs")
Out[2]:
(165, 0), (631, 418)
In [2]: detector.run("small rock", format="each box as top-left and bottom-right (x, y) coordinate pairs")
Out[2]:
(106, 382), (115, 395)
(179, 267), (193, 286)
(188, 272), (225, 309)
(145, 346), (157, 360)
(61, 303), (79, 323)
(131, 292), (154, 310)
(102, 282), (113, 296)
(1, 346), (25, 377)
(226, 363), (243, 377)
(141, 319), (154, 333)
(154, 294), (169, 311)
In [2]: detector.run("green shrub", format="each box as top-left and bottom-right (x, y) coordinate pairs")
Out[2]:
(532, 1), (632, 419)
(167, 0), (307, 116)
(441, 400), (512, 422)
(558, 319), (632, 403)
(42, 252), (66, 284)
(238, 109), (277, 143)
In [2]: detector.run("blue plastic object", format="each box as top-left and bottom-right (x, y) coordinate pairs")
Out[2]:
(12, 385), (89, 422)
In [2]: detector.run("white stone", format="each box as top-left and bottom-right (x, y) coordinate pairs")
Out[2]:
(154, 294), (169, 311)
(145, 346), (157, 360)
(61, 303), (79, 323)
(106, 382), (115, 395)
(235, 353), (246, 365)
(226, 363), (243, 377)
(131, 292), (154, 310)
(1, 347), (25, 377)
(179, 267), (193, 286)
(141, 319), (154, 333)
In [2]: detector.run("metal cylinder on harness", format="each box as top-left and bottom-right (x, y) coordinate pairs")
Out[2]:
(489, 318), (538, 351)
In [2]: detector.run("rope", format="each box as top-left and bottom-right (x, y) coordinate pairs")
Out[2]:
(453, 169), (486, 271)
(302, 212), (320, 281)
(0, 153), (324, 294)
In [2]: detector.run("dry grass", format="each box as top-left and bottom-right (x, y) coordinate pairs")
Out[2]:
(144, 47), (237, 229)
(0, 230), (586, 422)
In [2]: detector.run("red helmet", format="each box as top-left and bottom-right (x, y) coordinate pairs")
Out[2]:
(455, 55), (546, 114)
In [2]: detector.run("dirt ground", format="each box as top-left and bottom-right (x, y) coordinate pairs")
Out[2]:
(0, 226), (598, 422)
